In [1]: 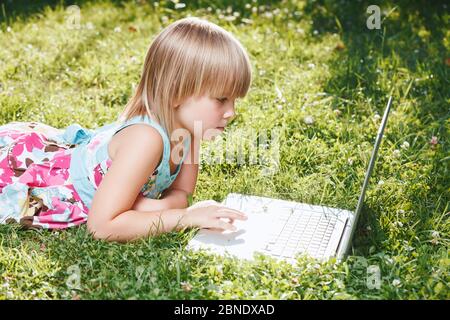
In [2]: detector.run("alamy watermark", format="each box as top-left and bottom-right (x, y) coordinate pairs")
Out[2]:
(169, 121), (284, 177)
(352, 256), (382, 290)
(366, 5), (381, 30)
(66, 264), (82, 290)
(65, 5), (81, 30)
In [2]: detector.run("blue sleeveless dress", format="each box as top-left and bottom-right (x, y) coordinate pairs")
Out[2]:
(0, 115), (190, 229)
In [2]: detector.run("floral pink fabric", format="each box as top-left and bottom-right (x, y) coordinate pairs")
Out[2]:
(0, 121), (95, 230)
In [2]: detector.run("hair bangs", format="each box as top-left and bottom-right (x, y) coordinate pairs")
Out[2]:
(192, 33), (252, 101)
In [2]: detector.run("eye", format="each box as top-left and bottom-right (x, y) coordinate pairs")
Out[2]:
(216, 97), (227, 104)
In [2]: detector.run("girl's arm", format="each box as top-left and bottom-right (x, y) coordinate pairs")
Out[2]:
(87, 125), (189, 242)
(131, 189), (190, 212)
(131, 134), (199, 212)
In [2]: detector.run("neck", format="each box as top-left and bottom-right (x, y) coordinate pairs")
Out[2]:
(169, 119), (192, 150)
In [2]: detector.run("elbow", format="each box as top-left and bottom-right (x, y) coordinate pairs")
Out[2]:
(86, 218), (113, 241)
(86, 217), (131, 243)
(175, 189), (191, 208)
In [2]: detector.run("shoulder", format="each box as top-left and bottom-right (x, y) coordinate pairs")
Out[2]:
(111, 123), (165, 160)
(104, 124), (164, 193)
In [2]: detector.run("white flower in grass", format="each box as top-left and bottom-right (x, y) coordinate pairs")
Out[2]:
(275, 86), (283, 99)
(334, 279), (345, 289)
(277, 104), (283, 110)
(393, 149), (401, 158)
(385, 256), (394, 264)
(393, 221), (403, 228)
(378, 180), (384, 185)
(225, 16), (236, 22)
(373, 113), (381, 121)
(392, 279), (401, 287)
(401, 141), (410, 150)
(333, 109), (342, 116)
(181, 281), (192, 292)
(347, 158), (354, 165)
(431, 231), (440, 239)
(304, 115), (314, 125)
(430, 136), (438, 146)
(6, 26), (12, 32)
(223, 280), (233, 287)
(86, 22), (94, 30)
(174, 3), (186, 9)
(114, 26), (121, 33)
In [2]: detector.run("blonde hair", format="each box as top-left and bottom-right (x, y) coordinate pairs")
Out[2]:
(118, 17), (252, 136)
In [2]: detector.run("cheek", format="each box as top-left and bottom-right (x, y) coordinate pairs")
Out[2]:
(210, 104), (223, 119)
(207, 111), (223, 127)
(198, 104), (219, 122)
(181, 102), (220, 131)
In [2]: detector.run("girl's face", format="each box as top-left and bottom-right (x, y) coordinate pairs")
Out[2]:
(174, 94), (236, 141)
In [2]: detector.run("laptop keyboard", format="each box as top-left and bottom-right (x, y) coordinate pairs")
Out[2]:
(261, 208), (339, 259)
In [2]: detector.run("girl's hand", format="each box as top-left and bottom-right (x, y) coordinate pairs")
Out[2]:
(181, 200), (248, 232)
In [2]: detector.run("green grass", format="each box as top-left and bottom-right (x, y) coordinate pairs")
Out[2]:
(0, 0), (449, 299)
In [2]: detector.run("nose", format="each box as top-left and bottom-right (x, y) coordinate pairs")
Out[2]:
(224, 101), (236, 121)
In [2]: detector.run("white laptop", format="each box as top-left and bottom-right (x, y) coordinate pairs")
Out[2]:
(187, 97), (393, 264)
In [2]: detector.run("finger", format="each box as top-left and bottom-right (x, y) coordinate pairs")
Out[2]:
(220, 217), (235, 225)
(214, 205), (247, 215)
(216, 219), (237, 232)
(215, 209), (248, 220)
(206, 227), (225, 233)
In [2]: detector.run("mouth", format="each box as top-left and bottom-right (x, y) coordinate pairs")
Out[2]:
(216, 127), (225, 131)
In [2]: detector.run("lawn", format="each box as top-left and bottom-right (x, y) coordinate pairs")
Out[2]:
(0, 0), (448, 299)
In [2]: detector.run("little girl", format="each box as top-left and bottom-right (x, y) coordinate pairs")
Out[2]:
(0, 17), (251, 242)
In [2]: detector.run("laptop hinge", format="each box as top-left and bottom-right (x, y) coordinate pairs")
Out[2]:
(335, 217), (349, 257)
